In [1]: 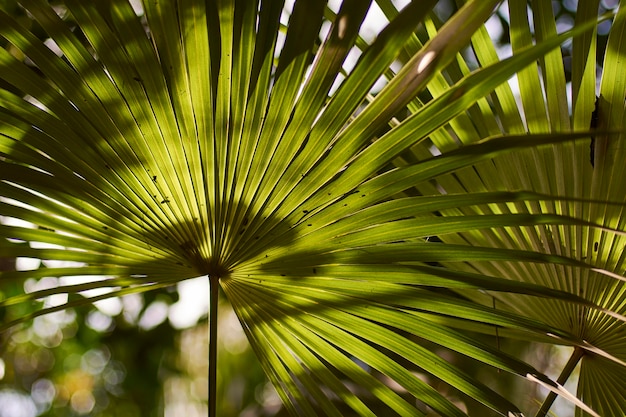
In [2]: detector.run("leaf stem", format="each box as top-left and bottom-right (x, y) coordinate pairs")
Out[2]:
(535, 346), (584, 417)
(209, 276), (219, 417)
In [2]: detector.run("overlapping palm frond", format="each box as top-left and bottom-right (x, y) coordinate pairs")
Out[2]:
(1, 0), (624, 415)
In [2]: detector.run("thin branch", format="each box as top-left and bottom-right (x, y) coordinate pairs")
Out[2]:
(209, 276), (219, 417)
(535, 347), (584, 417)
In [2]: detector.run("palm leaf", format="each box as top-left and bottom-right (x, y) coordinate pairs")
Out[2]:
(1, 1), (624, 415)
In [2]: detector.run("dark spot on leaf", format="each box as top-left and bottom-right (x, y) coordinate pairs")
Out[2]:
(594, 242), (598, 252)
(280, 274), (286, 277)
(161, 198), (170, 204)
(590, 140), (596, 167)
(313, 268), (317, 274)
(307, 224), (312, 227)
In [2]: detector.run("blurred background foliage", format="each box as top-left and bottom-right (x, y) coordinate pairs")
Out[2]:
(0, 0), (620, 416)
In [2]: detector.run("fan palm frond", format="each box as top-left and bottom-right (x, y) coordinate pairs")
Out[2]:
(1, 0), (624, 415)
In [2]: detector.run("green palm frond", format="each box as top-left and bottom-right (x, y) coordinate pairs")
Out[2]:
(1, 0), (625, 416)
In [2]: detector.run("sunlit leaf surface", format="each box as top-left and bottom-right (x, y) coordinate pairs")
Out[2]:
(1, 1), (625, 415)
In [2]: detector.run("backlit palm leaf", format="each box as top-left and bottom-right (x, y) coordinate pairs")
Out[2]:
(389, 1), (626, 415)
(1, 0), (624, 415)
